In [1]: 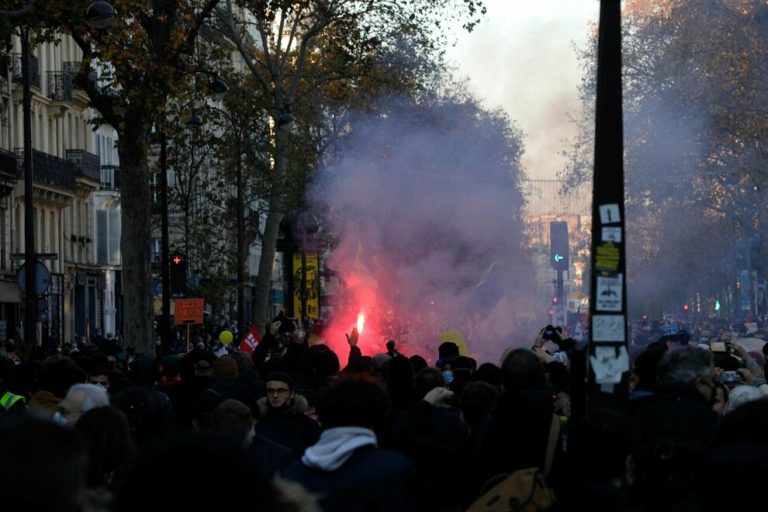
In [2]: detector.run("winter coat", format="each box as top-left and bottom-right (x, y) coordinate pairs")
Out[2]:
(254, 394), (321, 456)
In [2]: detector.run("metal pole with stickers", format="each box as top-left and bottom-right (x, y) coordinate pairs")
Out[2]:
(588, 0), (630, 413)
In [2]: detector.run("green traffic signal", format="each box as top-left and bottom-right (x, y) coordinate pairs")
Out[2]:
(549, 221), (569, 269)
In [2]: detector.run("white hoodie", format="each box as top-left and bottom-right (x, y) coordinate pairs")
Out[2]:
(301, 426), (377, 471)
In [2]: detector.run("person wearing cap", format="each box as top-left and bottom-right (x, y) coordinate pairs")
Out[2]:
(254, 371), (320, 456)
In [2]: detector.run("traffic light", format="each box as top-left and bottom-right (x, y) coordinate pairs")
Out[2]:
(683, 303), (689, 312)
(170, 252), (187, 294)
(552, 296), (559, 305)
(550, 221), (569, 270)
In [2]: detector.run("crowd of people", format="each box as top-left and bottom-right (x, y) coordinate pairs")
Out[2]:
(0, 316), (767, 512)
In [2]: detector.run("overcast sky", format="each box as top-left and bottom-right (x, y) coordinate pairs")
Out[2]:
(446, 0), (600, 180)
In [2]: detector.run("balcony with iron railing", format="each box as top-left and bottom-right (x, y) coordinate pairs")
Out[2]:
(66, 149), (101, 182)
(62, 61), (82, 76)
(0, 149), (14, 175)
(0, 55), (9, 84)
(12, 53), (40, 89)
(62, 61), (86, 90)
(47, 71), (73, 101)
(0, 150), (16, 197)
(14, 148), (76, 190)
(100, 165), (120, 191)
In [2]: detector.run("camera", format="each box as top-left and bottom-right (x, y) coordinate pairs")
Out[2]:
(542, 325), (559, 341)
(710, 341), (727, 353)
(719, 370), (742, 384)
(275, 313), (298, 333)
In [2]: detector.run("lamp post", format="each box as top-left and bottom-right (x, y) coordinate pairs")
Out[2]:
(21, 25), (35, 347)
(157, 114), (200, 353)
(8, 1), (114, 346)
(204, 103), (246, 334)
(85, 1), (117, 30)
(159, 131), (170, 352)
(235, 126), (245, 334)
(587, 0), (628, 415)
(188, 91), (293, 333)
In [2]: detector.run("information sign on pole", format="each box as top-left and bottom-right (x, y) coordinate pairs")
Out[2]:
(173, 298), (204, 325)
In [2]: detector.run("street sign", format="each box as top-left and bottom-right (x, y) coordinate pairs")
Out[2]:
(174, 298), (204, 325)
(17, 261), (51, 295)
(11, 252), (58, 261)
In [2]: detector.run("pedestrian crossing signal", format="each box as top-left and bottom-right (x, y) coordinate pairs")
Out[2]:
(170, 253), (187, 294)
(550, 221), (569, 270)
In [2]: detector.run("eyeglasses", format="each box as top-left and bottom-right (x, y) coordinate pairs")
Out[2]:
(266, 387), (290, 395)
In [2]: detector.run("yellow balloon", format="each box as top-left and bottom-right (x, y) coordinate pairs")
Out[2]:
(219, 330), (234, 345)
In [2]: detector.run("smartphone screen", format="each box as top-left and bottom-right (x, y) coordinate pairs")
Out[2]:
(711, 341), (726, 352)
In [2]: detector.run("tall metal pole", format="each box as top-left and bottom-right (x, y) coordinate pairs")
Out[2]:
(587, 0), (629, 413)
(556, 269), (564, 324)
(235, 132), (245, 334)
(160, 132), (170, 350)
(300, 219), (308, 323)
(21, 26), (37, 347)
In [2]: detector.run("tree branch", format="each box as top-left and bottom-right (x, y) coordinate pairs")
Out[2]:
(0, 0), (39, 20)
(216, 1), (270, 94)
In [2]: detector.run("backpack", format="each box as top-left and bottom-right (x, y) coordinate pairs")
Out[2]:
(467, 414), (560, 512)
(467, 467), (556, 512)
(114, 386), (172, 441)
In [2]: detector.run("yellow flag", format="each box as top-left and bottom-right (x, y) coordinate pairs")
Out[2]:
(439, 330), (469, 356)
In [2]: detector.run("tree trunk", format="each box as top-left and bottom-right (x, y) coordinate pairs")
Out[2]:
(117, 124), (155, 355)
(252, 131), (287, 330)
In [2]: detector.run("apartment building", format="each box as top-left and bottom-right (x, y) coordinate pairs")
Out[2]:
(0, 33), (121, 346)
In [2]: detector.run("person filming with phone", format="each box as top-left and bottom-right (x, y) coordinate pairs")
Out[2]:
(710, 339), (768, 394)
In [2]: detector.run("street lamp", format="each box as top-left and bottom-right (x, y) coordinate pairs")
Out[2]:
(21, 25), (35, 347)
(158, 129), (170, 352)
(85, 1), (116, 29)
(207, 78), (228, 102)
(9, 1), (113, 346)
(157, 112), (202, 353)
(196, 101), (250, 335)
(177, 93), (292, 334)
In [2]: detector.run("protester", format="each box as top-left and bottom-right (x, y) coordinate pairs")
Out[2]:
(254, 371), (321, 456)
(283, 375), (417, 511)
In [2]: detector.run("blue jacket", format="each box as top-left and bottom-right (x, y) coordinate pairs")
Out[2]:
(283, 445), (417, 512)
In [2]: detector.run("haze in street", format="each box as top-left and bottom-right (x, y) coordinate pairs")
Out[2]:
(446, 0), (600, 180)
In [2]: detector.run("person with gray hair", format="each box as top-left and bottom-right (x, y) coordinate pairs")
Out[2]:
(631, 344), (719, 511)
(55, 383), (110, 427)
(656, 344), (715, 394)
